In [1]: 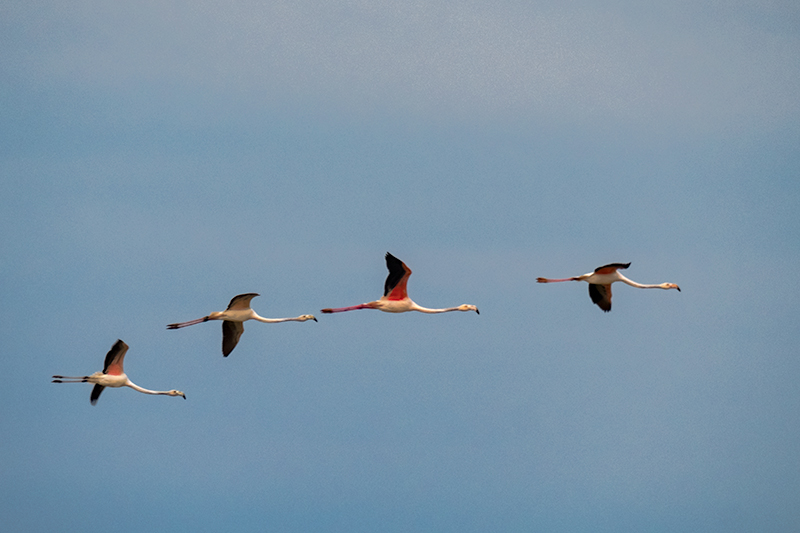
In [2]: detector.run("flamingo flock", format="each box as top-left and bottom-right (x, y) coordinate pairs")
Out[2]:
(53, 253), (680, 405)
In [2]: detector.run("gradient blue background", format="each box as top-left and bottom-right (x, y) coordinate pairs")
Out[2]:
(2, 1), (799, 531)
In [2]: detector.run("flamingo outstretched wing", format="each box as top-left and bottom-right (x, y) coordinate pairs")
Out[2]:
(227, 293), (259, 311)
(589, 284), (612, 312)
(90, 384), (106, 405)
(593, 262), (631, 275)
(222, 321), (245, 357)
(103, 339), (128, 376)
(384, 253), (412, 300)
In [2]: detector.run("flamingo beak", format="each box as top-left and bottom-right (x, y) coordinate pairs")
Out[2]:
(475, 308), (480, 314)
(313, 317), (318, 322)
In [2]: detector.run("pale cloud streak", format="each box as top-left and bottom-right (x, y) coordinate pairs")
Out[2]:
(5, 1), (799, 127)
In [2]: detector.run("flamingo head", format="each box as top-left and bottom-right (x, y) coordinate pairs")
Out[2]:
(299, 314), (318, 322)
(168, 390), (186, 399)
(662, 283), (680, 291)
(458, 304), (480, 314)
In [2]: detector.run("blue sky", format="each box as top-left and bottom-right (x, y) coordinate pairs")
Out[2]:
(2, 1), (799, 531)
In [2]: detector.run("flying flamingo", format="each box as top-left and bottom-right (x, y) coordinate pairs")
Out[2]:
(321, 252), (479, 315)
(536, 262), (680, 312)
(52, 339), (185, 405)
(167, 293), (317, 356)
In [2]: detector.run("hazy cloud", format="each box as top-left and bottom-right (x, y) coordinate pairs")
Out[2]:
(6, 1), (799, 127)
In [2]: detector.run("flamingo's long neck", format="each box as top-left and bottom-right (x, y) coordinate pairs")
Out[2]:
(409, 303), (461, 314)
(125, 380), (174, 396)
(252, 313), (306, 323)
(616, 273), (663, 289)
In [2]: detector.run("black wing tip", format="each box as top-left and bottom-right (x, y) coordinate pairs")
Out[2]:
(385, 252), (404, 265)
(90, 384), (104, 405)
(594, 300), (612, 312)
(384, 252), (403, 264)
(228, 293), (260, 308)
(595, 262), (631, 272)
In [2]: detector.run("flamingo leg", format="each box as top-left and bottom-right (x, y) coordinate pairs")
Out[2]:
(167, 316), (209, 329)
(321, 303), (375, 313)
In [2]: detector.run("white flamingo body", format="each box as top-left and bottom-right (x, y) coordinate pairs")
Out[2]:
(343, 299), (477, 314)
(537, 262), (680, 312)
(52, 339), (185, 405)
(167, 293), (317, 356)
(321, 253), (479, 315)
